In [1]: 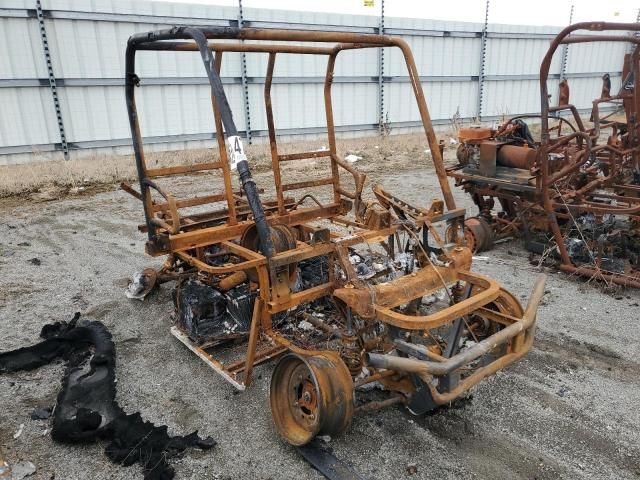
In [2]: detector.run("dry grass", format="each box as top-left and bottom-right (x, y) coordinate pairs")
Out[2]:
(0, 133), (450, 199)
(0, 149), (218, 198)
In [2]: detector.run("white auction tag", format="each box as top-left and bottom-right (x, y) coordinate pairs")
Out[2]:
(227, 135), (247, 171)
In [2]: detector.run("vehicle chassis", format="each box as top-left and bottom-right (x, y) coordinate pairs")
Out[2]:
(449, 22), (640, 288)
(125, 26), (545, 445)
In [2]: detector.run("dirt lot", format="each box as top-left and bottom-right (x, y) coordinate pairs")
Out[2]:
(1, 134), (639, 480)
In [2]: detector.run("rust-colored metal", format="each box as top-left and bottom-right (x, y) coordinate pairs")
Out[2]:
(448, 22), (640, 288)
(558, 79), (570, 106)
(463, 216), (494, 253)
(496, 145), (536, 169)
(458, 127), (492, 143)
(270, 353), (354, 446)
(124, 26), (545, 445)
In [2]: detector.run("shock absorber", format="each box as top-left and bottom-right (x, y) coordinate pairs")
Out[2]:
(340, 307), (363, 377)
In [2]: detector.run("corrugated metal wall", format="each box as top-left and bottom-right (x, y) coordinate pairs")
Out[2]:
(0, 0), (632, 165)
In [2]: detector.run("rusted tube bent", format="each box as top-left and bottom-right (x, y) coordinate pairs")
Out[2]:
(365, 274), (546, 385)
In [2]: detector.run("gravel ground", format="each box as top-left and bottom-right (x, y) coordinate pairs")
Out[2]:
(1, 135), (639, 480)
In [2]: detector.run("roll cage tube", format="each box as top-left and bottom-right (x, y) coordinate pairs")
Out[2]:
(126, 26), (275, 258)
(537, 22), (640, 266)
(539, 22), (640, 147)
(538, 22), (640, 195)
(125, 26), (457, 227)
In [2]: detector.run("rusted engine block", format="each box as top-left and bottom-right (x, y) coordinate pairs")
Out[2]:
(123, 26), (545, 446)
(449, 21), (640, 289)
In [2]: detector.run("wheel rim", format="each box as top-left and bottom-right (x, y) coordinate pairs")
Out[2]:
(270, 353), (353, 446)
(287, 363), (320, 437)
(469, 287), (524, 350)
(463, 225), (478, 253)
(464, 217), (494, 253)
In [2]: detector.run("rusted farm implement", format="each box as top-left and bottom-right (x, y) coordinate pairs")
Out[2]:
(449, 22), (640, 288)
(123, 26), (545, 446)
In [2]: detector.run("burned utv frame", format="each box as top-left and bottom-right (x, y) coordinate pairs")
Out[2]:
(123, 26), (545, 446)
(449, 22), (640, 288)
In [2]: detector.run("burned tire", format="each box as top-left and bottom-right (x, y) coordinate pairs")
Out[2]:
(270, 353), (353, 446)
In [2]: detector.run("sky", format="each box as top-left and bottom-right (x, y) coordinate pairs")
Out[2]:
(150, 0), (638, 26)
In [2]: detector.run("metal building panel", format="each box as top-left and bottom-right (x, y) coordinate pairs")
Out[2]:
(384, 16), (483, 33)
(249, 81), (378, 132)
(268, 83), (326, 130)
(45, 0), (237, 18)
(0, 16), (48, 79)
(134, 84), (244, 137)
(244, 6), (378, 30)
(485, 37), (563, 76)
(44, 0), (241, 79)
(2, 0), (32, 8)
(45, 19), (230, 79)
(332, 83), (378, 126)
(247, 84), (267, 132)
(0, 87), (59, 146)
(1, 0), (635, 164)
(335, 48), (379, 77)
(425, 81), (478, 120)
(385, 35), (481, 77)
(386, 81), (478, 124)
(56, 87), (105, 143)
(565, 39), (629, 74)
(567, 74), (622, 111)
(481, 79), (540, 118)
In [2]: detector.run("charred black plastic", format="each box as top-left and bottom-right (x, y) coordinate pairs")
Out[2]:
(0, 314), (215, 480)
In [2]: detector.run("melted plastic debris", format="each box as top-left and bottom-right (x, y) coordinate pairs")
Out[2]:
(0, 314), (215, 480)
(125, 268), (157, 300)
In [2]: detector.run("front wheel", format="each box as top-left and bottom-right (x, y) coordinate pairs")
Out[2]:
(270, 352), (354, 446)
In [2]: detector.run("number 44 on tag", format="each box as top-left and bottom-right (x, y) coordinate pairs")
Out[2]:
(227, 135), (247, 171)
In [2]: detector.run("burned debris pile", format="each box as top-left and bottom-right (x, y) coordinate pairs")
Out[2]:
(448, 22), (640, 288)
(0, 314), (215, 480)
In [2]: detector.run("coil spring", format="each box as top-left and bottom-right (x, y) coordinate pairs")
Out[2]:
(340, 336), (363, 377)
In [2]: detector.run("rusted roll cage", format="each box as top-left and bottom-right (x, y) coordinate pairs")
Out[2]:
(124, 26), (544, 445)
(538, 22), (640, 286)
(449, 22), (640, 288)
(126, 26), (455, 222)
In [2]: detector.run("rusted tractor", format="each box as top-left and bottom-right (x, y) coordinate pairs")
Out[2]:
(449, 22), (640, 288)
(123, 26), (545, 445)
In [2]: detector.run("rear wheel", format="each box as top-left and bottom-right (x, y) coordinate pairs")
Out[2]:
(464, 217), (495, 253)
(270, 353), (354, 446)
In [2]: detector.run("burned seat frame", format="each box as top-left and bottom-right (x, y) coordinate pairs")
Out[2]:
(124, 26), (545, 445)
